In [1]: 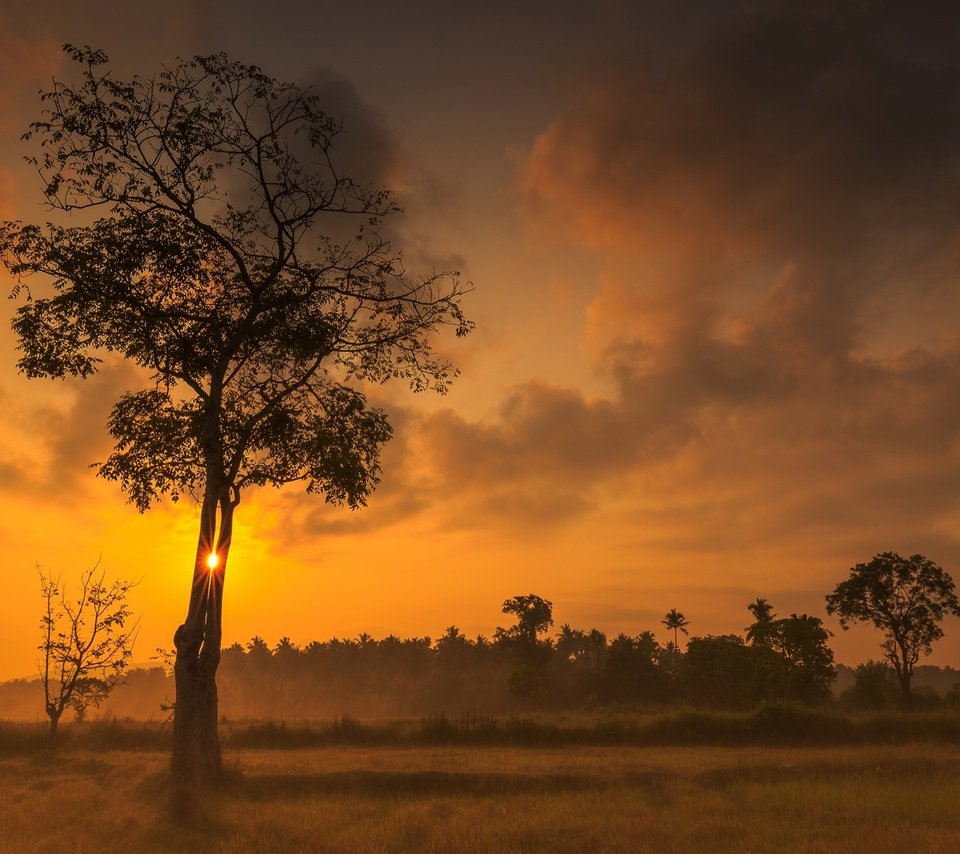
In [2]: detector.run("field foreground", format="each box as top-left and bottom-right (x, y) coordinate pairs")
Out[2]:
(1, 743), (958, 852)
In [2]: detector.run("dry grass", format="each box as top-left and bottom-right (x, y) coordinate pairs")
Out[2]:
(0, 744), (958, 852)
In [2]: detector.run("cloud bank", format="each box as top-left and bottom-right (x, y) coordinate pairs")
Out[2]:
(290, 2), (960, 577)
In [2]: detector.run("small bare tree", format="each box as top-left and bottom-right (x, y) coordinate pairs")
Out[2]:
(38, 562), (139, 740)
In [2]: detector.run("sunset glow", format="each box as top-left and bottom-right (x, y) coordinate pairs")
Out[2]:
(0, 1), (958, 684)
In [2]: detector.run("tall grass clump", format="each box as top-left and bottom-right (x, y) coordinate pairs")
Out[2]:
(0, 720), (51, 755)
(4, 706), (957, 753)
(224, 715), (406, 749)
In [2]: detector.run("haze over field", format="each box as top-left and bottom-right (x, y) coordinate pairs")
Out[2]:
(1, 0), (959, 680)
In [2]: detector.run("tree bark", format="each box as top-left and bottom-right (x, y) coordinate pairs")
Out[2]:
(170, 485), (232, 816)
(47, 708), (61, 743)
(171, 635), (222, 790)
(898, 668), (913, 711)
(894, 641), (913, 711)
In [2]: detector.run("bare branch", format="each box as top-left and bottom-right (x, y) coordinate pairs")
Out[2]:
(36, 560), (139, 738)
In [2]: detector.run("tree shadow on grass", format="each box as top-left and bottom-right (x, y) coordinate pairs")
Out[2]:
(228, 768), (669, 801)
(199, 755), (960, 806)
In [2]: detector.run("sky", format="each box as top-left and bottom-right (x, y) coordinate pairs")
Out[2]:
(1, 0), (959, 680)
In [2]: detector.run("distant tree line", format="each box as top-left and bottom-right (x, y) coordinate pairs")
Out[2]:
(194, 554), (960, 716)
(1, 590), (959, 721)
(203, 595), (845, 716)
(3, 550), (957, 723)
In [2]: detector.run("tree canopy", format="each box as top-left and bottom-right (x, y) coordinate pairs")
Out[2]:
(496, 594), (554, 646)
(1, 47), (471, 515)
(767, 613), (835, 703)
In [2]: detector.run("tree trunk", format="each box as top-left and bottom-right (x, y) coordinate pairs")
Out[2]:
(47, 708), (61, 743)
(171, 631), (223, 791)
(170, 487), (232, 816)
(898, 670), (913, 711)
(895, 643), (913, 711)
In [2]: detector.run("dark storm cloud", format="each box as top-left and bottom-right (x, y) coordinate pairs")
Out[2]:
(151, 1), (960, 554)
(0, 1), (203, 81)
(523, 0), (960, 285)
(317, 0), (960, 544)
(296, 68), (398, 192)
(288, 67), (418, 258)
(289, 68), (468, 281)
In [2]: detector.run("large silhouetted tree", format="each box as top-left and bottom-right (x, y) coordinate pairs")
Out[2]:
(2, 46), (469, 807)
(826, 552), (960, 709)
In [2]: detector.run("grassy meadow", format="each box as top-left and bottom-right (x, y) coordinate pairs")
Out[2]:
(1, 717), (959, 853)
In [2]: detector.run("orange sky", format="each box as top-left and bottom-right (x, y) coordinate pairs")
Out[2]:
(2, 1), (960, 680)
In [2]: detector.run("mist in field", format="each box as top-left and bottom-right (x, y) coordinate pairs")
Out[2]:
(2, 635), (958, 724)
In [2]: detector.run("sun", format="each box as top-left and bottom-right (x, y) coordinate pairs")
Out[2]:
(206, 551), (219, 571)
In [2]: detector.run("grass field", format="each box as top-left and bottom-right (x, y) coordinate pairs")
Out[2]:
(1, 741), (958, 852)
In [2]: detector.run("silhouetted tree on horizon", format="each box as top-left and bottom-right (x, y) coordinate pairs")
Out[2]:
(496, 595), (554, 650)
(746, 597), (777, 646)
(1, 46), (470, 810)
(680, 635), (768, 709)
(603, 631), (668, 703)
(767, 613), (836, 703)
(555, 624), (589, 663)
(17, 580), (960, 722)
(826, 552), (960, 709)
(661, 609), (690, 651)
(495, 595), (554, 700)
(588, 628), (607, 669)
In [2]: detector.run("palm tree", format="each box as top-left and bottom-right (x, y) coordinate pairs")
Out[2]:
(588, 628), (607, 668)
(273, 636), (299, 656)
(661, 609), (690, 650)
(635, 630), (660, 662)
(436, 625), (467, 651)
(746, 597), (777, 646)
(245, 635), (271, 663)
(747, 597), (774, 623)
(555, 624), (587, 663)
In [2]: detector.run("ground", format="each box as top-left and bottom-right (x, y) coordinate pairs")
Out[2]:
(0, 742), (958, 852)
